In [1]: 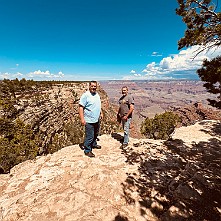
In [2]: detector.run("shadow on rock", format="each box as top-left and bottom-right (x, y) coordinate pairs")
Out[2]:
(120, 136), (221, 220)
(111, 133), (124, 143)
(199, 121), (221, 137)
(113, 213), (129, 221)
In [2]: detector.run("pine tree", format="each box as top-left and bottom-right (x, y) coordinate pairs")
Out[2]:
(176, 0), (221, 108)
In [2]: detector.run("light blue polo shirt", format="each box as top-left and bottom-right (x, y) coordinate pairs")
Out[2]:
(79, 91), (101, 123)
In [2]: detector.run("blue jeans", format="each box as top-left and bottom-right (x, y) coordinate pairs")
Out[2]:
(84, 122), (100, 153)
(122, 118), (131, 144)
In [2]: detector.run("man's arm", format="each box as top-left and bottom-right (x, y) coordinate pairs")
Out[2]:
(79, 105), (86, 125)
(122, 104), (134, 120)
(100, 109), (104, 120)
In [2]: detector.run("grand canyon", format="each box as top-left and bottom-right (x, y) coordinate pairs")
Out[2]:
(100, 80), (220, 136)
(1, 79), (221, 221)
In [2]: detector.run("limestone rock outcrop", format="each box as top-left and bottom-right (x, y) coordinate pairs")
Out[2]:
(171, 102), (221, 127)
(1, 120), (220, 221)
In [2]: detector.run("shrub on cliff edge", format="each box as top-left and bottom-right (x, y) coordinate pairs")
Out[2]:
(141, 112), (180, 140)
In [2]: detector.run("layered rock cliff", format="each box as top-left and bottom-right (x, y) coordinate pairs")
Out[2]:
(171, 102), (221, 127)
(15, 82), (118, 152)
(0, 80), (120, 173)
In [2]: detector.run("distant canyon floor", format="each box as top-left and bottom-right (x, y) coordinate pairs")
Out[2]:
(100, 80), (218, 137)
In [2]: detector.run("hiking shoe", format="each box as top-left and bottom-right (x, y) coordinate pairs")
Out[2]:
(84, 151), (95, 158)
(92, 145), (101, 149)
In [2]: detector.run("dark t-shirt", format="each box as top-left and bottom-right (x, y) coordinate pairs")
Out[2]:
(118, 94), (134, 118)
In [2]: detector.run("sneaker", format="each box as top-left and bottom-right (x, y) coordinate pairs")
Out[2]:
(120, 143), (128, 149)
(92, 145), (101, 149)
(84, 151), (95, 157)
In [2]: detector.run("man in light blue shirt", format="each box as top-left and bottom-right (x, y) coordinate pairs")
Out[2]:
(79, 81), (102, 157)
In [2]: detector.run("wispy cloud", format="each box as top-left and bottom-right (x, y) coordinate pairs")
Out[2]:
(151, 51), (162, 57)
(10, 63), (20, 70)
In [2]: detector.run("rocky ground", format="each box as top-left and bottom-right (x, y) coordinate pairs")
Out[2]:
(0, 120), (221, 221)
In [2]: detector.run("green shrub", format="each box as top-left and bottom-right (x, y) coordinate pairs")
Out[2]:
(141, 112), (180, 140)
(47, 134), (66, 154)
(0, 119), (39, 173)
(65, 121), (84, 145)
(72, 90), (80, 104)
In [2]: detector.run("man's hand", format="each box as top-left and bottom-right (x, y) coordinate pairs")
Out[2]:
(79, 105), (86, 126)
(122, 115), (128, 121)
(81, 119), (86, 126)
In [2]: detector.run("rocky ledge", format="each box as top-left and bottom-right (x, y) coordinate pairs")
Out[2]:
(0, 120), (220, 221)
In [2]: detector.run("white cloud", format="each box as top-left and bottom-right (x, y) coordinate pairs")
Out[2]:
(0, 72), (23, 79)
(134, 73), (141, 77)
(0, 70), (65, 80)
(130, 70), (136, 74)
(58, 71), (64, 77)
(151, 51), (162, 57)
(0, 72), (10, 79)
(14, 72), (23, 77)
(27, 70), (64, 79)
(127, 45), (221, 80)
(158, 46), (211, 72)
(142, 62), (163, 75)
(28, 70), (51, 77)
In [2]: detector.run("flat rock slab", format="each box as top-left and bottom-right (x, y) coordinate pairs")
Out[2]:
(0, 120), (220, 221)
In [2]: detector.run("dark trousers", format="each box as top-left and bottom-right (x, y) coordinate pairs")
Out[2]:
(84, 122), (100, 153)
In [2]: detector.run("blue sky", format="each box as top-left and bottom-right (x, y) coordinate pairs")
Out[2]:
(0, 0), (220, 81)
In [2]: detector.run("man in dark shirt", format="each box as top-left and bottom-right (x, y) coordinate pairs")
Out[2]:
(117, 86), (134, 148)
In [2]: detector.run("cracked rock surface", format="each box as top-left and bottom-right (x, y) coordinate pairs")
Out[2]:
(0, 120), (220, 221)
